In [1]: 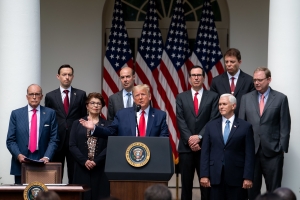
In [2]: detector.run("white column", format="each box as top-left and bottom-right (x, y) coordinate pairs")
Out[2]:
(268, 0), (300, 197)
(0, 0), (40, 183)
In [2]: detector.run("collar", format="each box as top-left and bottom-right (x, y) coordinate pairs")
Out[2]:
(122, 89), (132, 97)
(60, 86), (71, 93)
(222, 114), (235, 124)
(227, 69), (240, 80)
(191, 87), (203, 96)
(138, 105), (150, 115)
(258, 87), (271, 97)
(28, 104), (41, 112)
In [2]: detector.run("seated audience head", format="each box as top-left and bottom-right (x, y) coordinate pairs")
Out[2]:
(36, 191), (61, 200)
(274, 187), (297, 200)
(133, 84), (152, 110)
(255, 192), (283, 200)
(144, 184), (172, 200)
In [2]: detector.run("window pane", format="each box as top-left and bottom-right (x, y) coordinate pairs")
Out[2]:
(123, 3), (138, 21)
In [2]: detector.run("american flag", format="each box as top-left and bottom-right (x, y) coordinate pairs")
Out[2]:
(158, 0), (191, 164)
(102, 0), (133, 118)
(187, 0), (224, 89)
(135, 0), (163, 110)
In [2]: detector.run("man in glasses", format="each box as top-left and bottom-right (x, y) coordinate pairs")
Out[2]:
(176, 65), (219, 200)
(45, 64), (87, 183)
(6, 84), (59, 184)
(210, 48), (255, 117)
(239, 67), (291, 200)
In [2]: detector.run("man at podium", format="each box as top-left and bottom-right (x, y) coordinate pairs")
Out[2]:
(79, 84), (169, 137)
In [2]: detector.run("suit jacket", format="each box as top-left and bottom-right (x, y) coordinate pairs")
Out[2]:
(176, 90), (220, 153)
(200, 117), (255, 187)
(45, 87), (87, 151)
(94, 106), (169, 137)
(239, 88), (291, 157)
(107, 90), (124, 121)
(210, 70), (255, 116)
(6, 106), (59, 175)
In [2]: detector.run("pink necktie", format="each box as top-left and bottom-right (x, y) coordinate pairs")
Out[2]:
(259, 94), (264, 116)
(63, 90), (69, 114)
(194, 92), (199, 115)
(230, 77), (235, 94)
(139, 111), (146, 137)
(29, 109), (37, 153)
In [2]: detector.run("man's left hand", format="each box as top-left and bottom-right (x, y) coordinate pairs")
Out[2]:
(188, 135), (200, 147)
(242, 179), (253, 189)
(40, 157), (49, 164)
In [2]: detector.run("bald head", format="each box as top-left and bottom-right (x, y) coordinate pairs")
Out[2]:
(274, 187), (296, 200)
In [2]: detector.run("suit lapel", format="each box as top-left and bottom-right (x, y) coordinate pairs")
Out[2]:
(262, 88), (275, 117)
(69, 87), (79, 116)
(146, 107), (154, 136)
(21, 106), (30, 145)
(185, 90), (196, 117)
(130, 108), (137, 136)
(118, 90), (125, 109)
(217, 118), (224, 143)
(39, 106), (46, 141)
(234, 71), (245, 95)
(221, 73), (231, 93)
(251, 92), (260, 116)
(226, 118), (239, 145)
(54, 89), (66, 116)
(198, 90), (208, 117)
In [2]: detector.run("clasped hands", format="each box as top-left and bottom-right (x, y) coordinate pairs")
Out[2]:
(188, 135), (201, 151)
(200, 177), (253, 189)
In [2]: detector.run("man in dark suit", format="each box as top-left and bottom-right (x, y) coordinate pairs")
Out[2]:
(107, 66), (135, 121)
(239, 67), (291, 200)
(210, 48), (255, 116)
(6, 84), (59, 184)
(79, 84), (169, 137)
(45, 64), (87, 183)
(200, 94), (255, 200)
(176, 66), (219, 200)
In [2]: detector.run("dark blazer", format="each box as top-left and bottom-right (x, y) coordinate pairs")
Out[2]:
(6, 106), (59, 175)
(94, 106), (169, 137)
(69, 116), (110, 199)
(176, 90), (220, 153)
(200, 117), (255, 187)
(239, 88), (291, 157)
(210, 70), (255, 116)
(107, 90), (124, 121)
(45, 87), (87, 151)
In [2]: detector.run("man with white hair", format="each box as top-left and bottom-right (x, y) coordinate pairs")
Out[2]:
(200, 94), (255, 200)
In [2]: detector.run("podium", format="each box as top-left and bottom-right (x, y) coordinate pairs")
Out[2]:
(105, 136), (174, 200)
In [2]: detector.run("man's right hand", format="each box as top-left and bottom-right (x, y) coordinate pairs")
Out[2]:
(79, 116), (94, 130)
(17, 154), (27, 163)
(200, 177), (211, 187)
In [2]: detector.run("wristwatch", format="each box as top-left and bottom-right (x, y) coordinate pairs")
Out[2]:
(198, 135), (202, 140)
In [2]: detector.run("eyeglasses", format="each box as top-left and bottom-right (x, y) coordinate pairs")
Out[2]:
(89, 102), (102, 106)
(28, 93), (42, 97)
(190, 74), (203, 78)
(253, 78), (268, 83)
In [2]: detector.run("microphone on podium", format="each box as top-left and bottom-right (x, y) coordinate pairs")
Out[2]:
(135, 105), (141, 136)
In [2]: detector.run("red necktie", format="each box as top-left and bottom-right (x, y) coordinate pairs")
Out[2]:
(230, 77), (235, 94)
(259, 94), (264, 116)
(194, 92), (199, 115)
(63, 90), (69, 114)
(29, 109), (37, 153)
(139, 110), (146, 137)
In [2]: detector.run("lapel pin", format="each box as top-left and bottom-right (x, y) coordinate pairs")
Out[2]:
(152, 114), (154, 117)
(234, 125), (236, 128)
(43, 112), (46, 115)
(74, 93), (76, 95)
(101, 124), (104, 126)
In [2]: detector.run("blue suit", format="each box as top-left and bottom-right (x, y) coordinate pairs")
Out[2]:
(200, 117), (255, 200)
(94, 106), (169, 137)
(6, 105), (59, 176)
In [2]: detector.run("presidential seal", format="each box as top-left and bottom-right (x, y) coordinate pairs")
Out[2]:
(23, 181), (48, 200)
(125, 142), (150, 167)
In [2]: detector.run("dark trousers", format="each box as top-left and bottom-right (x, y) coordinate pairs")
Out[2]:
(249, 147), (284, 200)
(15, 176), (21, 184)
(52, 130), (75, 184)
(179, 151), (210, 200)
(210, 167), (246, 200)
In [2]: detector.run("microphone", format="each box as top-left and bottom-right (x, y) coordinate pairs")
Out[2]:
(135, 105), (141, 136)
(136, 105), (141, 112)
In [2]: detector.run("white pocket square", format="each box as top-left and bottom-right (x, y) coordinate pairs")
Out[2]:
(44, 124), (50, 127)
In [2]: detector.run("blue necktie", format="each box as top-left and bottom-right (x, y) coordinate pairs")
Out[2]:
(223, 120), (230, 144)
(126, 93), (132, 108)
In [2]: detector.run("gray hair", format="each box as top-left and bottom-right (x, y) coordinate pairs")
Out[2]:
(220, 93), (236, 104)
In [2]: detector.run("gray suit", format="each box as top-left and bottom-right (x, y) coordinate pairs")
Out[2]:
(239, 88), (291, 199)
(176, 90), (219, 200)
(107, 90), (125, 121)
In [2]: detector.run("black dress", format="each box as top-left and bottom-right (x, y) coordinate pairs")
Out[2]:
(69, 116), (110, 200)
